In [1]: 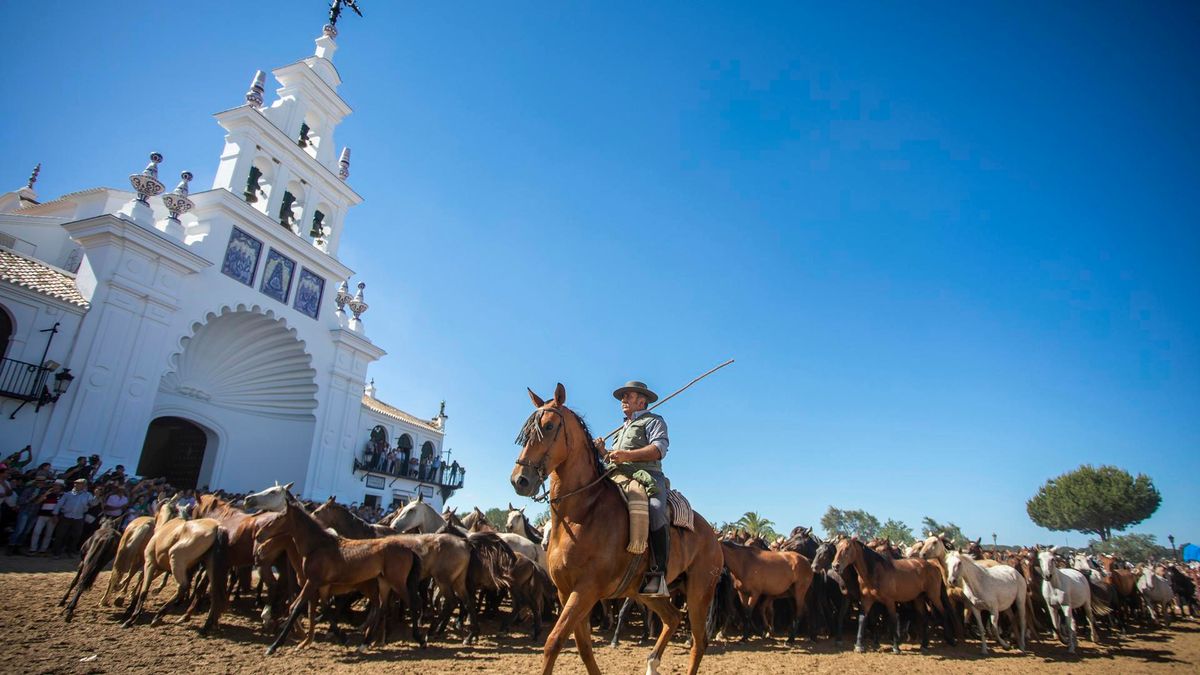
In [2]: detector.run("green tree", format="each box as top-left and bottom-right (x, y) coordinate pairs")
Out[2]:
(878, 518), (916, 546)
(736, 512), (779, 541)
(1088, 533), (1172, 562)
(531, 509), (550, 528)
(921, 517), (967, 546)
(1026, 464), (1161, 541)
(485, 507), (508, 530)
(820, 506), (880, 539)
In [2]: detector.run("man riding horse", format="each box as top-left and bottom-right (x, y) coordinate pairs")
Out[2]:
(594, 380), (672, 597)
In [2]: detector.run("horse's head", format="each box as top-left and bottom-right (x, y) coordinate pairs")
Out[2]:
(243, 482), (294, 513)
(813, 541), (835, 572)
(1037, 548), (1058, 580)
(832, 537), (861, 577)
(945, 551), (964, 586)
(511, 383), (575, 497)
(505, 504), (526, 533)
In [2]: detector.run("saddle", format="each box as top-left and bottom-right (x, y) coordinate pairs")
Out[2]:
(610, 473), (694, 555)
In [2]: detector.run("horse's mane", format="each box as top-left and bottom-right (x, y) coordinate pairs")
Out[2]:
(857, 539), (894, 572)
(195, 493), (243, 520)
(514, 404), (604, 476)
(320, 500), (373, 528)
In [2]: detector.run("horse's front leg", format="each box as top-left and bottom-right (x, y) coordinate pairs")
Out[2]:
(541, 590), (600, 675)
(970, 605), (987, 654)
(854, 599), (872, 653)
(887, 605), (902, 654)
(572, 613), (601, 675)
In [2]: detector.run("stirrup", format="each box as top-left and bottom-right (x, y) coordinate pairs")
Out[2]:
(639, 572), (669, 597)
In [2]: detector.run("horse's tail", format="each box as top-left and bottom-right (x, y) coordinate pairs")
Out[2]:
(468, 531), (517, 590)
(79, 529), (120, 592)
(1089, 582), (1114, 617)
(708, 567), (734, 639)
(201, 527), (231, 633)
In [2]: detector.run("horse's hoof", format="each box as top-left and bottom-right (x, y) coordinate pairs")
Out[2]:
(264, 647), (276, 657)
(113, 597), (125, 607)
(854, 645), (866, 653)
(891, 647), (901, 655)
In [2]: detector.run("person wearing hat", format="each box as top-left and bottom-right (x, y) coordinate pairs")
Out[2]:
(51, 478), (96, 557)
(593, 380), (672, 597)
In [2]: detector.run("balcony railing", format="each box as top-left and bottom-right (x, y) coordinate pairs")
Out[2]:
(0, 356), (51, 402)
(353, 457), (465, 490)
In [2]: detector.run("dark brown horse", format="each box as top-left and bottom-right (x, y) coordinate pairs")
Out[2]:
(312, 498), (399, 539)
(510, 383), (723, 675)
(832, 537), (955, 653)
(59, 517), (122, 621)
(244, 485), (425, 654)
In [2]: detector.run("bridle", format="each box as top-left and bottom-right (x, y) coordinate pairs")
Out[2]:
(515, 405), (614, 505)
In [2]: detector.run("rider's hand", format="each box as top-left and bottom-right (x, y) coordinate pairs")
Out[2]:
(593, 437), (606, 452)
(607, 450), (629, 463)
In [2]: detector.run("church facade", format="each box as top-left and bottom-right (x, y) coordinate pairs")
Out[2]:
(0, 27), (460, 510)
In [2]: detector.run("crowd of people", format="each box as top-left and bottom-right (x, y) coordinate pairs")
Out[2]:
(359, 441), (464, 487)
(0, 446), (184, 558)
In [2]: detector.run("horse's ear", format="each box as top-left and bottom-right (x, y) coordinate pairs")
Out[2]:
(508, 502), (514, 511)
(416, 493), (423, 503)
(327, 495), (335, 503)
(283, 481), (294, 493)
(528, 388), (545, 408)
(520, 506), (526, 514)
(553, 382), (566, 406)
(975, 536), (982, 545)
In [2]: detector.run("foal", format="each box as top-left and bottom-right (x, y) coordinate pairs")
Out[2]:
(720, 541), (815, 644)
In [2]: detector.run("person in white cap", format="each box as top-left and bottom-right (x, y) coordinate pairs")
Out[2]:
(594, 380), (672, 597)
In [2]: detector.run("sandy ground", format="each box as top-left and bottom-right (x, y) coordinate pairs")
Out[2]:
(3, 555), (1198, 674)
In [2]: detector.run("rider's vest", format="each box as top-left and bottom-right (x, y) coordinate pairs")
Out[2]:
(612, 412), (664, 473)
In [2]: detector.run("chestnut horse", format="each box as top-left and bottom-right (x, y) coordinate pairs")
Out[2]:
(719, 541), (814, 644)
(510, 383), (723, 675)
(832, 537), (955, 653)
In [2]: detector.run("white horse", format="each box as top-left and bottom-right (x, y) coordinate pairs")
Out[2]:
(1038, 549), (1101, 653)
(391, 499), (547, 570)
(503, 505), (551, 570)
(946, 552), (1027, 654)
(1138, 566), (1175, 625)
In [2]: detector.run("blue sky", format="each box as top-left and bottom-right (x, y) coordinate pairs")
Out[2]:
(3, 2), (1197, 547)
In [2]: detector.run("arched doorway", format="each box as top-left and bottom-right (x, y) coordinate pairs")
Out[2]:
(0, 303), (12, 359)
(138, 416), (209, 489)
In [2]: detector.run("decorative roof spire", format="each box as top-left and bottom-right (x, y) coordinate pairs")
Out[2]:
(26, 163), (40, 190)
(129, 152), (166, 205)
(349, 282), (368, 320)
(338, 147), (351, 180)
(365, 377), (377, 399)
(335, 279), (352, 313)
(245, 70), (266, 107)
(160, 170), (195, 225)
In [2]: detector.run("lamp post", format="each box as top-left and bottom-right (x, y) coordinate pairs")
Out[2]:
(1169, 534), (1177, 562)
(992, 532), (998, 553)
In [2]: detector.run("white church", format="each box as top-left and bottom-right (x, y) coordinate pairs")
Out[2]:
(0, 23), (463, 511)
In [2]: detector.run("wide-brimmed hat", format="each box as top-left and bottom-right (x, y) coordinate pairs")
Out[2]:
(73, 478), (87, 485)
(612, 380), (658, 404)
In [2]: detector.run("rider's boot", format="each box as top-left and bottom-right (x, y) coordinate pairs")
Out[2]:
(641, 525), (670, 597)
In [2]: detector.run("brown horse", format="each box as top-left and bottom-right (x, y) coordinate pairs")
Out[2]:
(60, 517), (122, 621)
(510, 383), (723, 675)
(719, 541), (814, 644)
(462, 506), (496, 532)
(833, 536), (956, 653)
(313, 497), (399, 538)
(244, 485), (425, 654)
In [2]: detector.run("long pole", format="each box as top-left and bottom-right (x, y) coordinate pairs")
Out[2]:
(603, 358), (735, 441)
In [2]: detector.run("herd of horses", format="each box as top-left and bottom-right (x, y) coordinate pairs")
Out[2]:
(50, 384), (1200, 675)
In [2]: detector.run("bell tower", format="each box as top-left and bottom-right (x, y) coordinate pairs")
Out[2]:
(210, 27), (361, 257)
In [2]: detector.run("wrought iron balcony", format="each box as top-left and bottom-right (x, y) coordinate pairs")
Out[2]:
(0, 356), (51, 402)
(352, 456), (465, 490)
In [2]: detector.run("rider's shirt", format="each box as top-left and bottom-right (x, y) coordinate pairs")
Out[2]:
(612, 410), (669, 473)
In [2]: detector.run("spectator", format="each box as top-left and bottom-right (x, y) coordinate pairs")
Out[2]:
(52, 478), (96, 557)
(101, 483), (130, 521)
(97, 464), (128, 484)
(7, 476), (46, 555)
(31, 462), (55, 481)
(3, 445), (32, 471)
(60, 456), (90, 484)
(408, 456), (419, 478)
(431, 455), (442, 484)
(30, 479), (64, 554)
(363, 443), (376, 471)
(0, 464), (16, 540)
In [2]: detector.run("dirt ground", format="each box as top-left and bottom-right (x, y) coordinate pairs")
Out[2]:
(3, 555), (1198, 674)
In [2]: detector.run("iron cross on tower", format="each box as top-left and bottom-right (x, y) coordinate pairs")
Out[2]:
(326, 0), (363, 36)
